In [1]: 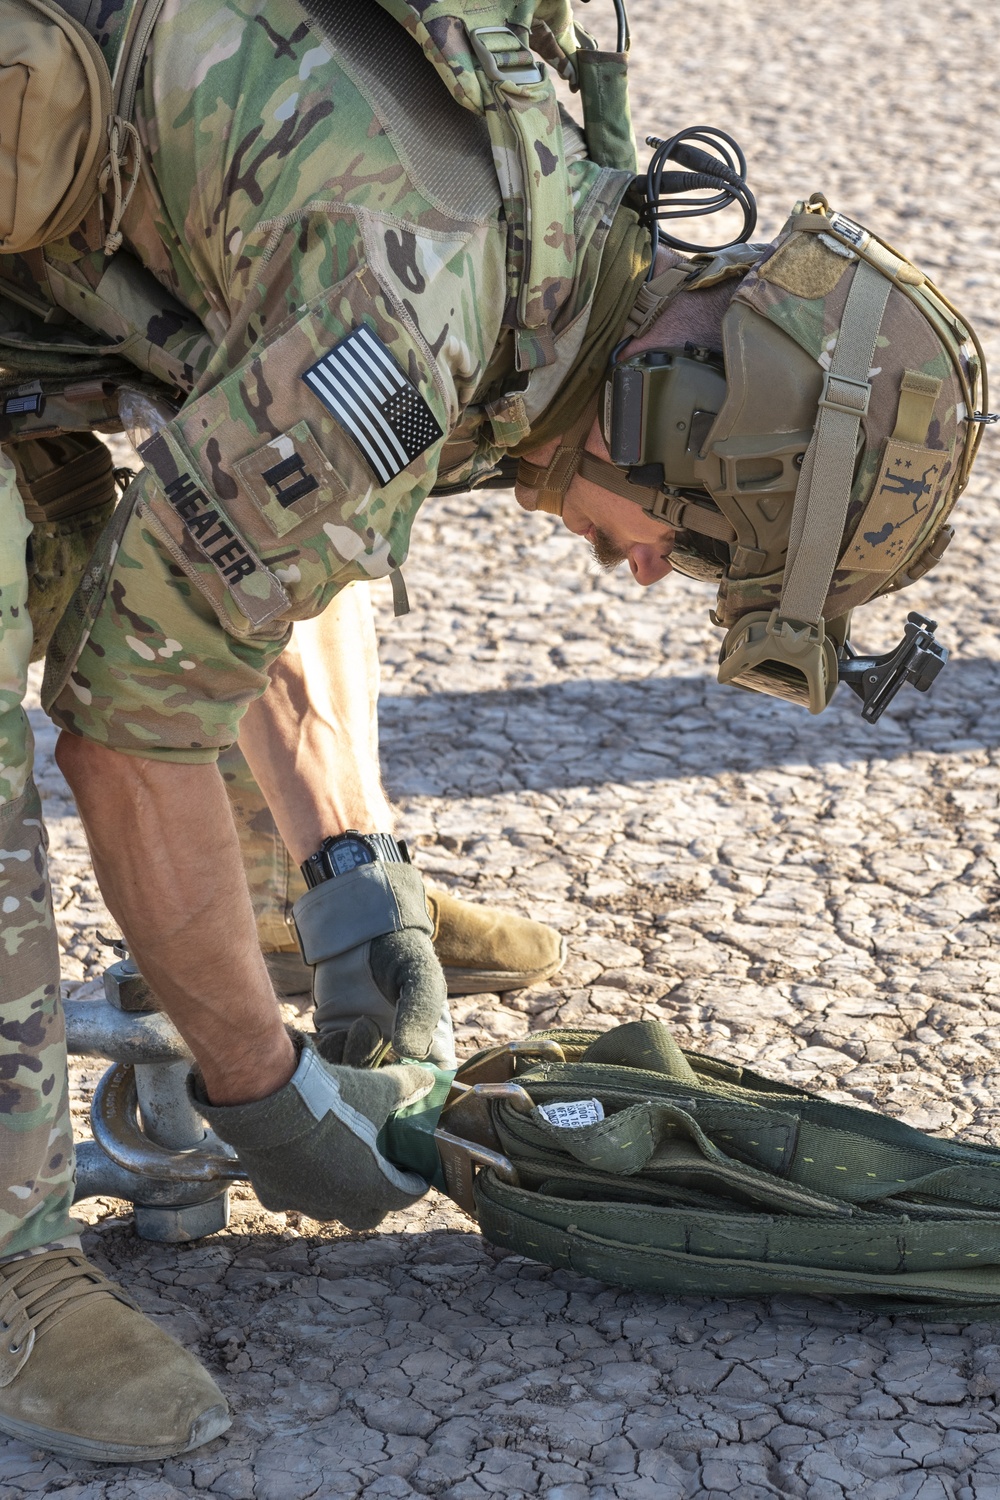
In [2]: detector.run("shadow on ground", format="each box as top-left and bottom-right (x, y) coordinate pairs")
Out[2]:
(379, 657), (1000, 798)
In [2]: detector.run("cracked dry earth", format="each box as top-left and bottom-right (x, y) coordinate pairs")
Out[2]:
(4, 1), (1000, 1496)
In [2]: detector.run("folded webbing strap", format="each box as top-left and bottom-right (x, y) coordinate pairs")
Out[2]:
(893, 369), (943, 445)
(515, 398), (598, 516)
(476, 1173), (1000, 1316)
(617, 264), (692, 343)
(417, 1019), (1000, 1314)
(780, 256), (894, 625)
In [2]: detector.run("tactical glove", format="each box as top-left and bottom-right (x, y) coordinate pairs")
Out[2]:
(191, 1031), (432, 1228)
(293, 860), (455, 1069)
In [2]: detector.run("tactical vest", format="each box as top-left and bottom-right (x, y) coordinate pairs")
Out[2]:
(0, 0), (640, 487)
(2, 0), (635, 368)
(0, 0), (642, 644)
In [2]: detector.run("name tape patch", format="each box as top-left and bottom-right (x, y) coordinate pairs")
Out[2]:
(137, 429), (291, 631)
(302, 325), (442, 487)
(162, 471), (259, 585)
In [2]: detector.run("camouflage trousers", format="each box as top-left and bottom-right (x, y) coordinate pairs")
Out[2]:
(0, 451), (80, 1261)
(0, 441), (314, 1259)
(0, 450), (297, 1261)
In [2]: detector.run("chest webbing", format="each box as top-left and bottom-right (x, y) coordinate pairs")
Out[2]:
(372, 1), (633, 373)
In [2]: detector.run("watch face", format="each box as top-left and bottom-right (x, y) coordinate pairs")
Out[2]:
(328, 837), (375, 876)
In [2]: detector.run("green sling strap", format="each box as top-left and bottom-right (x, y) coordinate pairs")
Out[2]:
(385, 1019), (1000, 1318)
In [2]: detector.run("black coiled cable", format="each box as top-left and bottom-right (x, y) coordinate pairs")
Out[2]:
(578, 0), (630, 52)
(642, 126), (757, 268)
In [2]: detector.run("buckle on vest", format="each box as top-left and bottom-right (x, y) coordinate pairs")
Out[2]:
(470, 26), (543, 87)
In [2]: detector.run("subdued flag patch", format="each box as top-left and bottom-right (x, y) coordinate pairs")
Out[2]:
(302, 325), (442, 486)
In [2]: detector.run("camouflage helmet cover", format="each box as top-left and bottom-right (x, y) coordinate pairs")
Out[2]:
(693, 198), (984, 626)
(615, 196), (989, 712)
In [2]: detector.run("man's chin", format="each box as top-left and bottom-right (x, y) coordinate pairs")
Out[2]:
(589, 529), (628, 572)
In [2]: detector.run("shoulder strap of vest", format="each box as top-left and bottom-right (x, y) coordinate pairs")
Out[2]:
(51, 0), (165, 117)
(373, 1), (581, 371)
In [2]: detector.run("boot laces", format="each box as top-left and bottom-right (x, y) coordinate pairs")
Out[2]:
(0, 1252), (135, 1356)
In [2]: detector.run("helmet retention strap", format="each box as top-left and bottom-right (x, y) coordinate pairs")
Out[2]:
(575, 451), (737, 543)
(515, 397), (599, 516)
(779, 255), (894, 626)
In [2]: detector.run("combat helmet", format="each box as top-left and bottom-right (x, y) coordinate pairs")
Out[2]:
(523, 188), (992, 722)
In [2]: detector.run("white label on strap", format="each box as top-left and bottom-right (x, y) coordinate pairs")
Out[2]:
(538, 1098), (605, 1130)
(828, 212), (868, 249)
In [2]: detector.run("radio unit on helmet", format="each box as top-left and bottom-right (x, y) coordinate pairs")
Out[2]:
(603, 345), (726, 489)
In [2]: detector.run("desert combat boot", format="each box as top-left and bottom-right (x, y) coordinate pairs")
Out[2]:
(424, 886), (565, 996)
(266, 884), (565, 999)
(0, 1250), (230, 1461)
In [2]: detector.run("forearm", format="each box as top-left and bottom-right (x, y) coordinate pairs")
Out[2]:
(236, 584), (394, 865)
(56, 734), (295, 1105)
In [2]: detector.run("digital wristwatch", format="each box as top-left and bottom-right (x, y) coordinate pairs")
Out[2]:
(301, 830), (410, 889)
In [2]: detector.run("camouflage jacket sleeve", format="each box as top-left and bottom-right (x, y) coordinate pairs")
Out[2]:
(133, 249), (452, 642)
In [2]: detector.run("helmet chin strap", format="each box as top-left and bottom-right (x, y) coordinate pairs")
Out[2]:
(518, 422), (738, 547)
(514, 266), (695, 518)
(575, 451), (737, 544)
(514, 399), (598, 517)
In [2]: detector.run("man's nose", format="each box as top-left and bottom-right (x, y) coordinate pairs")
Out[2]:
(628, 545), (674, 587)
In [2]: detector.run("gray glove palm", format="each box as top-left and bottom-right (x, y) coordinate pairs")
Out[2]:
(293, 861), (455, 1069)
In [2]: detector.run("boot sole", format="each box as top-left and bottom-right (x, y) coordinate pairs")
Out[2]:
(0, 1402), (230, 1463)
(267, 939), (568, 1000)
(443, 939), (566, 996)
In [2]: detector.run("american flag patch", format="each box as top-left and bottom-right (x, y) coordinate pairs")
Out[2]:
(302, 326), (443, 486)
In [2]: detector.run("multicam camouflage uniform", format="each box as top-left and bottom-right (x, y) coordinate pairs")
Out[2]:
(0, 0), (642, 1255)
(0, 453), (80, 1259)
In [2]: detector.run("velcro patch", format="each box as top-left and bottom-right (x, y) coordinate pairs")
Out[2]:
(233, 421), (347, 538)
(759, 234), (852, 301)
(843, 438), (943, 574)
(302, 325), (443, 487)
(139, 431), (290, 630)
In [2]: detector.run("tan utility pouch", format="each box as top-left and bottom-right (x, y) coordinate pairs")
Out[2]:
(0, 0), (112, 253)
